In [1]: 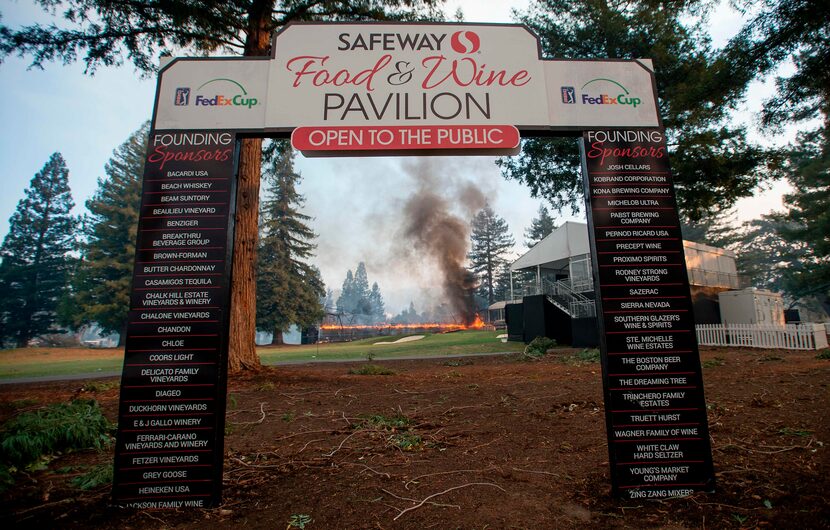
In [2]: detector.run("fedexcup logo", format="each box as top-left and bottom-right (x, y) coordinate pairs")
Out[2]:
(450, 30), (480, 54)
(174, 78), (259, 109)
(561, 79), (641, 108)
(579, 78), (641, 108)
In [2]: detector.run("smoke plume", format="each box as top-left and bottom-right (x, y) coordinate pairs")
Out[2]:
(400, 160), (486, 324)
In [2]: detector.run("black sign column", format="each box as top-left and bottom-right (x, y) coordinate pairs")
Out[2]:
(112, 130), (238, 508)
(581, 128), (715, 500)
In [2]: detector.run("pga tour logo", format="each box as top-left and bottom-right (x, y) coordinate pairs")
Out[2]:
(173, 79), (258, 109)
(174, 88), (190, 106)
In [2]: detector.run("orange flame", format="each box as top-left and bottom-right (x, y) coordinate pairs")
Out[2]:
(320, 314), (489, 332)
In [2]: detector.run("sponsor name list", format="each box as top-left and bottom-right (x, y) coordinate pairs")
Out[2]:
(582, 129), (715, 499)
(112, 131), (236, 508)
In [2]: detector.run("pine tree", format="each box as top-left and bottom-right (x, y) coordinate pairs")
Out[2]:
(323, 288), (336, 313)
(0, 0), (443, 369)
(353, 262), (372, 316)
(726, 0), (830, 132)
(368, 282), (386, 323)
(62, 124), (147, 345)
(524, 204), (556, 248)
(723, 0), (830, 307)
(679, 208), (741, 249)
(498, 0), (779, 220)
(335, 262), (380, 321)
(391, 301), (419, 324)
(0, 153), (76, 347)
(732, 215), (810, 294)
(777, 130), (830, 304)
(468, 203), (516, 305)
(493, 264), (514, 303)
(255, 141), (325, 346)
(336, 270), (356, 315)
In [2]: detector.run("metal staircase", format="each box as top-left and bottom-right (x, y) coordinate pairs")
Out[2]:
(538, 278), (596, 318)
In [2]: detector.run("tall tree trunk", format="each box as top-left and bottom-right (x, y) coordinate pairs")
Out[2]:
(228, 0), (275, 373)
(271, 329), (284, 345)
(118, 320), (128, 347)
(229, 137), (264, 372)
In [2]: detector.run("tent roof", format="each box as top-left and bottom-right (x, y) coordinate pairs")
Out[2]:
(488, 300), (523, 310)
(510, 222), (737, 276)
(510, 221), (590, 272)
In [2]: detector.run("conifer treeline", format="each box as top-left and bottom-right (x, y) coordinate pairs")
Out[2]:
(0, 128), (327, 347)
(0, 127), (558, 345)
(335, 262), (385, 324)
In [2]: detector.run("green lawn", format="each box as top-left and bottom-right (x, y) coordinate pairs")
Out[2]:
(0, 331), (520, 380)
(259, 330), (521, 364)
(0, 357), (125, 380)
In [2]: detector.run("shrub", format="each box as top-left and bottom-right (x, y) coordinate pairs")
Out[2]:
(287, 514), (313, 529)
(702, 357), (726, 368)
(359, 413), (410, 430)
(816, 349), (830, 360)
(71, 463), (113, 490)
(0, 464), (13, 491)
(0, 399), (113, 469)
(575, 348), (601, 363)
(391, 432), (422, 450)
(81, 380), (119, 393)
(348, 364), (395, 375)
(557, 348), (601, 365)
(523, 336), (557, 359)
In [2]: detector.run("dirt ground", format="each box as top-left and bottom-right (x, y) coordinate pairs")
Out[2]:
(1, 346), (828, 529)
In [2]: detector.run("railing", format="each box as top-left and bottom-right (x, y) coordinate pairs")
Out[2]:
(696, 323), (829, 350)
(545, 278), (596, 318)
(570, 277), (594, 293)
(687, 268), (743, 289)
(515, 278), (597, 318)
(569, 301), (597, 319)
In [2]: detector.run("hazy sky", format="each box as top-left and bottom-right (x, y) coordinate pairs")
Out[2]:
(0, 0), (799, 314)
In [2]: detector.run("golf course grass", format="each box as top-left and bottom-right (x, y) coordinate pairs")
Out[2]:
(258, 330), (522, 363)
(0, 331), (522, 380)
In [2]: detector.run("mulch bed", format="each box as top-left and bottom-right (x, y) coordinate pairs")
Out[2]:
(1, 346), (828, 529)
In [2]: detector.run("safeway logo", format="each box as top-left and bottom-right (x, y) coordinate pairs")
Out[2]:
(450, 31), (480, 54)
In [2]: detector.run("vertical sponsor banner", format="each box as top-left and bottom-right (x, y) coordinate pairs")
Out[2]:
(580, 128), (715, 500)
(112, 130), (237, 508)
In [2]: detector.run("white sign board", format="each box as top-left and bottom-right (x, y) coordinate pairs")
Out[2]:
(153, 23), (660, 137)
(267, 24), (548, 129)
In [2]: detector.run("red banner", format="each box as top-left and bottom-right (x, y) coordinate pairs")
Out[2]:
(291, 125), (520, 154)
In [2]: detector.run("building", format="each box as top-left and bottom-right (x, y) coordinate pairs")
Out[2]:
(499, 221), (744, 344)
(718, 288), (786, 326)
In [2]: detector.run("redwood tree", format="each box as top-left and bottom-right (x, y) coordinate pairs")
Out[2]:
(255, 141), (325, 346)
(1, 0), (444, 371)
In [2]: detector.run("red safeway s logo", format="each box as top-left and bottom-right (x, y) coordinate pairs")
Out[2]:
(450, 31), (480, 54)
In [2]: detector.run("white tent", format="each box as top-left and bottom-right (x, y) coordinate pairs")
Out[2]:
(509, 221), (741, 297)
(511, 221), (591, 273)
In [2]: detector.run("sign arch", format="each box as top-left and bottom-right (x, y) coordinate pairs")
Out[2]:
(112, 22), (715, 508)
